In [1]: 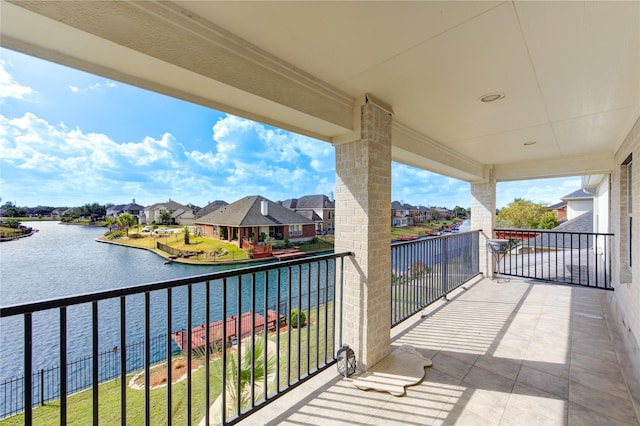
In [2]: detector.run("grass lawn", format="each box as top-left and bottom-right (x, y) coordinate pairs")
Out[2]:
(98, 231), (249, 262)
(390, 219), (462, 240)
(0, 304), (335, 425)
(0, 226), (23, 237)
(293, 236), (334, 253)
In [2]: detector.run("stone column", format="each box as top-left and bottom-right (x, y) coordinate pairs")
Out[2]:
(471, 168), (496, 277)
(334, 98), (392, 370)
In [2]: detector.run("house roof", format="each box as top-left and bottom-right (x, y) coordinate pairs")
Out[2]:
(548, 201), (567, 210)
(295, 194), (335, 209)
(122, 203), (144, 211)
(279, 199), (298, 209)
(146, 200), (191, 211)
(528, 210), (594, 249)
(196, 195), (315, 227)
(561, 189), (595, 201)
(195, 200), (228, 218)
(296, 210), (323, 222)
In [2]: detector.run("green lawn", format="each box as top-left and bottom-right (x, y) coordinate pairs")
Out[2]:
(0, 304), (335, 425)
(390, 220), (461, 240)
(98, 231), (249, 262)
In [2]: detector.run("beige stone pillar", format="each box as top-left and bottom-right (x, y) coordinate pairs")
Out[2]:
(334, 99), (392, 370)
(471, 169), (497, 277)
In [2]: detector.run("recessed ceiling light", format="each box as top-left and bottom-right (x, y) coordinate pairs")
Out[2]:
(524, 140), (536, 146)
(479, 92), (505, 103)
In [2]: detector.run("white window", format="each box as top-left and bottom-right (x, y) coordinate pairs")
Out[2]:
(289, 224), (302, 236)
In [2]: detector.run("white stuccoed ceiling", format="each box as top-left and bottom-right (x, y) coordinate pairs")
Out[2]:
(2, 1), (639, 182)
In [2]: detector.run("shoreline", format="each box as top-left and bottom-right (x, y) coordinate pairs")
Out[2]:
(95, 237), (333, 267)
(95, 238), (274, 266)
(0, 229), (38, 242)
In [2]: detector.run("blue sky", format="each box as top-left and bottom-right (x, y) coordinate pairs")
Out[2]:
(0, 48), (581, 209)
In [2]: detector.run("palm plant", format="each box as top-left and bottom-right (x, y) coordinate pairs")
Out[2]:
(224, 336), (276, 415)
(183, 226), (190, 245)
(117, 213), (136, 236)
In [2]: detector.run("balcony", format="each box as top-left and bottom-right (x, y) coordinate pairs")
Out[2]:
(240, 276), (640, 425)
(1, 232), (637, 425)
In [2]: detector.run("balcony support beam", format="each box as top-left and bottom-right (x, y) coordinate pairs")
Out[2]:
(471, 168), (497, 277)
(335, 97), (392, 370)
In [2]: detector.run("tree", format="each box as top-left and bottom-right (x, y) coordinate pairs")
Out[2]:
(5, 218), (20, 229)
(159, 210), (172, 225)
(538, 211), (560, 229)
(453, 206), (467, 218)
(117, 213), (137, 236)
(105, 217), (116, 232)
(497, 198), (557, 229)
(183, 226), (190, 245)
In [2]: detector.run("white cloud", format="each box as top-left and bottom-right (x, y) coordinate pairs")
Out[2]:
(497, 177), (582, 208)
(0, 111), (337, 206)
(391, 162), (471, 208)
(0, 60), (35, 100)
(68, 80), (118, 94)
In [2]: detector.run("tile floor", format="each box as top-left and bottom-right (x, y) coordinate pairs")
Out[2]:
(239, 277), (640, 426)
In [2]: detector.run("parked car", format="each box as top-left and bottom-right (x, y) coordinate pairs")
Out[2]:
(141, 226), (153, 232)
(154, 228), (172, 235)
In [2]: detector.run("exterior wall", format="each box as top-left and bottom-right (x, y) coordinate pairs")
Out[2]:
(198, 224), (215, 238)
(301, 224), (315, 238)
(335, 100), (392, 370)
(566, 199), (593, 221)
(555, 206), (567, 221)
(590, 175), (610, 235)
(610, 115), (640, 386)
(176, 210), (196, 226)
(470, 170), (496, 277)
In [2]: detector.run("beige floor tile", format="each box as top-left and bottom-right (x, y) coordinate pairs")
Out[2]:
(569, 380), (638, 425)
(516, 364), (569, 399)
(473, 354), (522, 381)
(463, 364), (516, 394)
(431, 351), (476, 381)
(570, 352), (623, 377)
(491, 336), (530, 359)
(570, 364), (631, 400)
(500, 382), (568, 426)
(568, 401), (638, 426)
(434, 387), (510, 426)
(521, 358), (570, 380)
(570, 338), (617, 362)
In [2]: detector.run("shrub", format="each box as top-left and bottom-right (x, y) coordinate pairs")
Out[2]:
(129, 233), (143, 239)
(290, 308), (306, 328)
(107, 230), (125, 240)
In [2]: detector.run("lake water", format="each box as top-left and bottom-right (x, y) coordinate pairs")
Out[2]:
(0, 222), (262, 385)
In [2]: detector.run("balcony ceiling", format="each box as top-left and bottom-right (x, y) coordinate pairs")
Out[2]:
(2, 1), (639, 182)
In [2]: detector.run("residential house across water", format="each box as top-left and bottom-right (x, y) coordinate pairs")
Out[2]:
(195, 195), (316, 247)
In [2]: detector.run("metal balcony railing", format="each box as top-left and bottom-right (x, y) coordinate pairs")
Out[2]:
(391, 231), (481, 326)
(493, 229), (613, 289)
(0, 252), (351, 425)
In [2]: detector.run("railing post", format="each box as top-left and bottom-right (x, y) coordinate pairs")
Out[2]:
(39, 369), (44, 406)
(441, 238), (448, 300)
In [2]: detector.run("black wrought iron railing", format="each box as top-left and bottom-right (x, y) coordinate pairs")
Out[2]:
(493, 229), (613, 289)
(391, 231), (481, 326)
(0, 252), (351, 425)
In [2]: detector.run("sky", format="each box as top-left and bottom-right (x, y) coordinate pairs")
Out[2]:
(0, 48), (581, 210)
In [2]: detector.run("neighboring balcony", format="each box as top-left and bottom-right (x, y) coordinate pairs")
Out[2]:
(0, 231), (637, 425)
